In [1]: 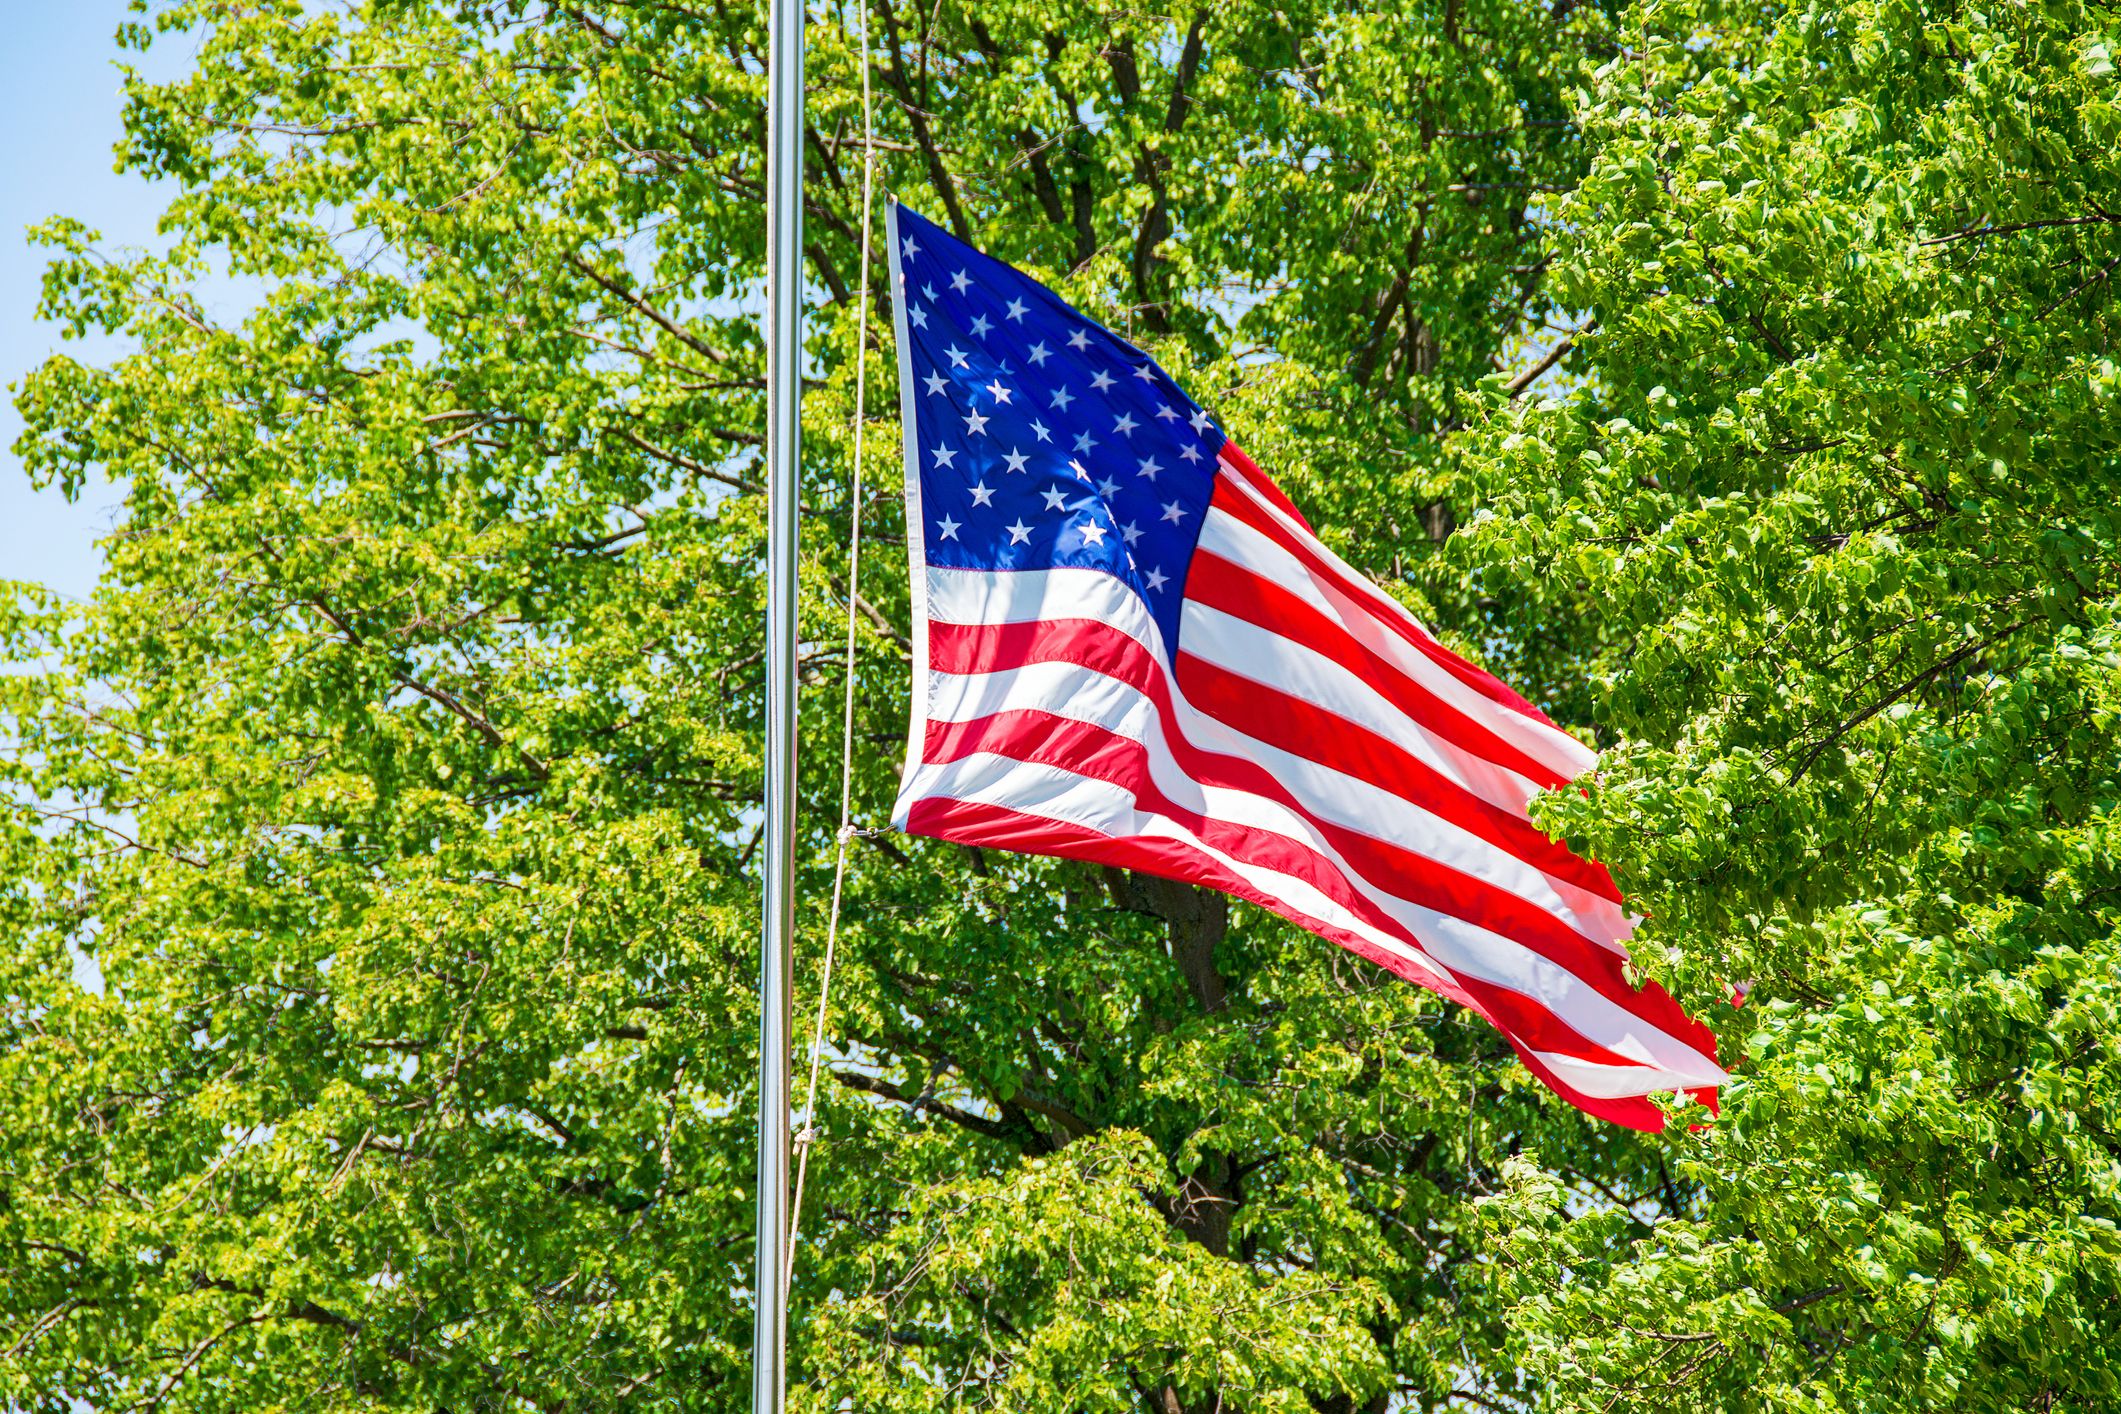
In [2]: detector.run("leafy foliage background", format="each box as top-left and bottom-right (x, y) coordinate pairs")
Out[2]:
(3, 1), (2119, 1410)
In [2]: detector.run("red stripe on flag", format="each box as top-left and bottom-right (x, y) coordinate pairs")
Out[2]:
(902, 793), (1690, 1131)
(930, 616), (1160, 693)
(1185, 547), (1574, 792)
(934, 613), (1619, 904)
(1210, 464), (1561, 730)
(923, 692), (1702, 1051)
(1174, 647), (1623, 905)
(1218, 441), (1317, 535)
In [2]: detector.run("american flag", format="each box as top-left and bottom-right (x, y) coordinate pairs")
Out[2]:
(884, 203), (1725, 1130)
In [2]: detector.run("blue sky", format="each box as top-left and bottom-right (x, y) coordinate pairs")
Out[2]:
(0, 5), (193, 603)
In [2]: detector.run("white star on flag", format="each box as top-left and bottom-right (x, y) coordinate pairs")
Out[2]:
(937, 514), (961, 540)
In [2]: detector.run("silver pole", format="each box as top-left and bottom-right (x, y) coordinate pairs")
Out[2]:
(754, 0), (803, 1406)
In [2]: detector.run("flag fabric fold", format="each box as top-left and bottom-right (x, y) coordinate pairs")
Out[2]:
(885, 201), (1725, 1130)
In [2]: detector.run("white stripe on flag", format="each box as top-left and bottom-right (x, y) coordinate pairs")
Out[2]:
(915, 749), (1724, 1095)
(1200, 489), (1598, 783)
(927, 650), (1635, 949)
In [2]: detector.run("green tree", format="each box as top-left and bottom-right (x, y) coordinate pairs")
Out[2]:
(5, 1), (2118, 1412)
(0, 3), (1652, 1410)
(1452, 1), (2121, 1408)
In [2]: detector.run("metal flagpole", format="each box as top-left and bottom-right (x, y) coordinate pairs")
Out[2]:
(754, 0), (803, 1406)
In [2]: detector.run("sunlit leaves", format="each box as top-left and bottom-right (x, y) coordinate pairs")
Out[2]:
(1451, 1), (2121, 1408)
(2, 3), (1625, 1412)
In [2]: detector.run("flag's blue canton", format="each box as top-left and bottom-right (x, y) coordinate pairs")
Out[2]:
(892, 204), (1225, 654)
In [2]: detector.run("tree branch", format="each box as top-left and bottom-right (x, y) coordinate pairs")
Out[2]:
(565, 253), (729, 365)
(1922, 214), (2118, 245)
(876, 0), (971, 240)
(1788, 620), (2029, 784)
(831, 1070), (1011, 1140)
(1505, 322), (1592, 398)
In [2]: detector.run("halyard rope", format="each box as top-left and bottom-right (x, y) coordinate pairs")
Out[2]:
(785, 0), (877, 1286)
